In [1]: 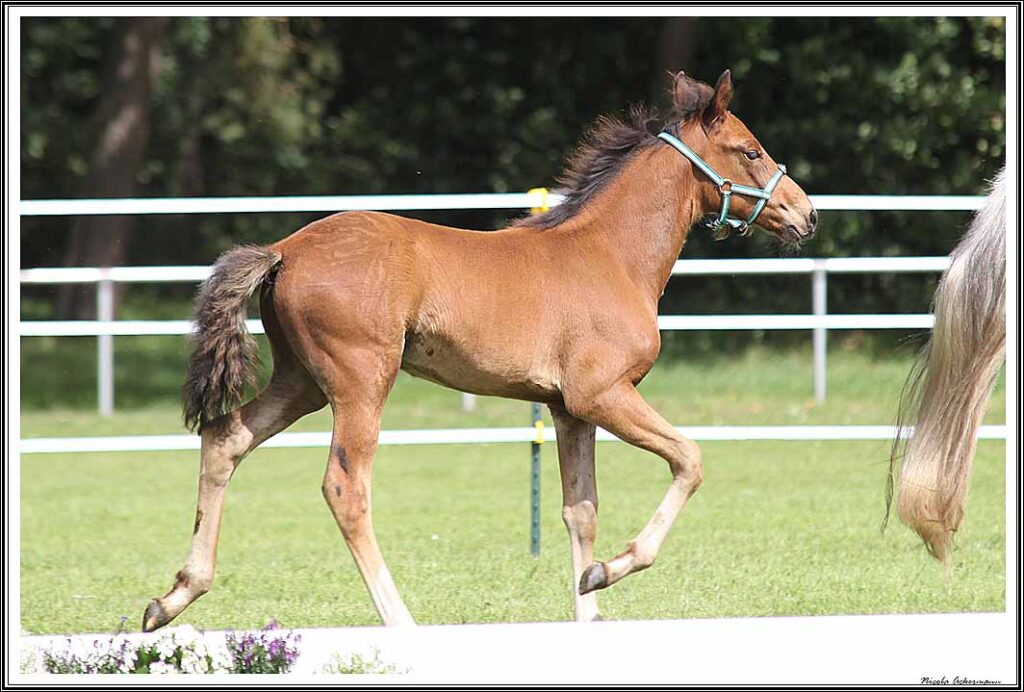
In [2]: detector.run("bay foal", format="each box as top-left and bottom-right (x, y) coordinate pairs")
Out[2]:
(144, 70), (816, 631)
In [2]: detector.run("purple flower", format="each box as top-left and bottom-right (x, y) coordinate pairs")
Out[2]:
(224, 621), (299, 673)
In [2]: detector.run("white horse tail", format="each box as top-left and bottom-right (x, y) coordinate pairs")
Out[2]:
(887, 166), (1006, 564)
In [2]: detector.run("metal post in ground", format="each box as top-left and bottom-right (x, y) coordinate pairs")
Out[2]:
(97, 274), (115, 417)
(812, 261), (828, 403)
(530, 402), (543, 557)
(527, 187), (550, 557)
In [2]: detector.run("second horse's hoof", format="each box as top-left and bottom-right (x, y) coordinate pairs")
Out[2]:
(579, 562), (608, 595)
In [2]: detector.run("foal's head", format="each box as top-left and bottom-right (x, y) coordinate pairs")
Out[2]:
(667, 70), (817, 245)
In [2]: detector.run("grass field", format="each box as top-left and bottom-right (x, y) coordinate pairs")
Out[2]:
(19, 349), (1007, 635)
(19, 346), (1007, 435)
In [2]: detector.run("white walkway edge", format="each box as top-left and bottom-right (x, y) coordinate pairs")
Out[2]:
(18, 612), (1016, 682)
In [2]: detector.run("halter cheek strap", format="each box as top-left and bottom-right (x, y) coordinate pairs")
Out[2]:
(657, 130), (787, 234)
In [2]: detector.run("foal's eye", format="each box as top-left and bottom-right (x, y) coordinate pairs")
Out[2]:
(744, 150), (761, 160)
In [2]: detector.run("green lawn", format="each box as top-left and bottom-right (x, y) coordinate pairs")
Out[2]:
(19, 346), (1007, 436)
(19, 349), (1007, 634)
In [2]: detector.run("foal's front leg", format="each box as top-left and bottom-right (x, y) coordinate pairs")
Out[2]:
(571, 381), (703, 595)
(549, 404), (601, 622)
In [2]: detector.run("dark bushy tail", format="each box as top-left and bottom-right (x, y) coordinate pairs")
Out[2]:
(183, 245), (282, 431)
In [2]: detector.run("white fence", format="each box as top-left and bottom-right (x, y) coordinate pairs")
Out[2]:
(21, 256), (952, 412)
(18, 192), (986, 216)
(19, 424), (1007, 455)
(19, 191), (992, 452)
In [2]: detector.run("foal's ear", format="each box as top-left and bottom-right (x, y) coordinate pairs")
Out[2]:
(702, 69), (734, 130)
(670, 70), (711, 115)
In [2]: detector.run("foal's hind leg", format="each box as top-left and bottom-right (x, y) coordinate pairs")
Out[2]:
(142, 370), (325, 631)
(320, 353), (414, 626)
(549, 404), (602, 622)
(570, 381), (703, 595)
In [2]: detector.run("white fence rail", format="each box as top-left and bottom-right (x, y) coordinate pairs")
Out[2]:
(17, 313), (941, 337)
(18, 255), (954, 285)
(20, 256), (953, 413)
(19, 191), (981, 429)
(19, 424), (1007, 455)
(19, 192), (985, 216)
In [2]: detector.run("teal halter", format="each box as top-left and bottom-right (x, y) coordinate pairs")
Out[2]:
(657, 130), (788, 234)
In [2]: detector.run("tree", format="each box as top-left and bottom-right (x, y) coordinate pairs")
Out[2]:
(20, 16), (1004, 334)
(649, 17), (698, 106)
(55, 17), (168, 318)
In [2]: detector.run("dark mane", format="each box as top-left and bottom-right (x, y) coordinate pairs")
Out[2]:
(517, 77), (713, 230)
(515, 106), (659, 229)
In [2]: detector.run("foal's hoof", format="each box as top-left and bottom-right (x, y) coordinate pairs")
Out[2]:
(579, 563), (608, 595)
(142, 600), (171, 632)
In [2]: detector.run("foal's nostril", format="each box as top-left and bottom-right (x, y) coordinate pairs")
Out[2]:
(809, 208), (818, 228)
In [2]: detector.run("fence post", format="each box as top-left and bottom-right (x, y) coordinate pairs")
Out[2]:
(97, 273), (115, 417)
(527, 187), (551, 556)
(530, 403), (543, 557)
(461, 392), (477, 412)
(812, 260), (827, 403)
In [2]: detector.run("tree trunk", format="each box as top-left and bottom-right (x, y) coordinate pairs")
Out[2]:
(56, 17), (169, 319)
(649, 17), (698, 108)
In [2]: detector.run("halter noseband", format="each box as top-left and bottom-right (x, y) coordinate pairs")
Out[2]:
(657, 129), (787, 235)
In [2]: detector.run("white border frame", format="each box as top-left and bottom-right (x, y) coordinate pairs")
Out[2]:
(7, 5), (1019, 686)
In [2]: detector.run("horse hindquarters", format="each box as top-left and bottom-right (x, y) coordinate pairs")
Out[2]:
(264, 226), (418, 625)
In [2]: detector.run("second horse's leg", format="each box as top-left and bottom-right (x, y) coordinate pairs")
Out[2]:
(549, 404), (601, 622)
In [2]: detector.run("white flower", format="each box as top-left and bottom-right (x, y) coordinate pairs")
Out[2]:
(178, 657), (201, 674)
(166, 628), (217, 674)
(20, 645), (42, 674)
(149, 660), (179, 675)
(205, 640), (232, 673)
(112, 636), (134, 673)
(155, 634), (178, 660)
(170, 624), (202, 648)
(179, 647), (213, 674)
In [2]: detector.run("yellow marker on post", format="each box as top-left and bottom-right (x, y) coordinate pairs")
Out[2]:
(528, 187), (550, 214)
(528, 187), (548, 557)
